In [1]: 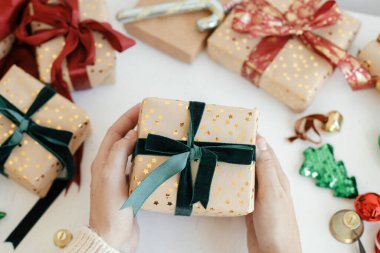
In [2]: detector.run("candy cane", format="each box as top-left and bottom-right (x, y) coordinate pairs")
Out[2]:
(116, 0), (225, 32)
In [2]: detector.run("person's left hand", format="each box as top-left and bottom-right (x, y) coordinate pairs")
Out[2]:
(90, 104), (140, 253)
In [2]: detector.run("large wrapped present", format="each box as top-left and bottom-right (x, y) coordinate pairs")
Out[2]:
(16, 0), (135, 99)
(0, 65), (90, 197)
(124, 97), (258, 217)
(208, 0), (373, 112)
(358, 35), (380, 89)
(123, 0), (228, 63)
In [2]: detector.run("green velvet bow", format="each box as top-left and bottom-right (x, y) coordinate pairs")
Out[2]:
(0, 86), (74, 179)
(122, 101), (256, 216)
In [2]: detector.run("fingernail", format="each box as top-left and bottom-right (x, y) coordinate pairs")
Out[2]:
(257, 138), (268, 151)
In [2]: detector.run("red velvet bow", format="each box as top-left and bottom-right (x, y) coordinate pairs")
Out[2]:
(232, 0), (373, 90)
(0, 0), (27, 41)
(16, 0), (135, 100)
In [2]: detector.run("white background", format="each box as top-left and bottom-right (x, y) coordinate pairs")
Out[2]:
(338, 0), (380, 16)
(1, 1), (380, 253)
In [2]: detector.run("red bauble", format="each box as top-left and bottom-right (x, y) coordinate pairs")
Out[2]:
(354, 193), (380, 222)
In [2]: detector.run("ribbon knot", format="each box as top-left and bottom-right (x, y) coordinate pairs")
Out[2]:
(190, 145), (202, 160)
(232, 0), (374, 90)
(18, 118), (30, 133)
(16, 0), (135, 100)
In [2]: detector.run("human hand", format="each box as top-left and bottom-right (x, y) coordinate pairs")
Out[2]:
(90, 104), (140, 253)
(246, 135), (302, 253)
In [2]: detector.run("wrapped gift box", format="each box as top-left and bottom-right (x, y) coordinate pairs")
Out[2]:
(358, 35), (380, 89)
(129, 97), (258, 216)
(124, 0), (228, 63)
(208, 0), (361, 112)
(0, 66), (90, 197)
(31, 0), (118, 91)
(0, 34), (15, 61)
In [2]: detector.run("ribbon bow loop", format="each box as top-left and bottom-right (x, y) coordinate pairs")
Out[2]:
(233, 0), (340, 38)
(145, 133), (189, 155)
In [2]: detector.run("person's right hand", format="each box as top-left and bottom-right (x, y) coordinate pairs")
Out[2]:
(246, 135), (302, 253)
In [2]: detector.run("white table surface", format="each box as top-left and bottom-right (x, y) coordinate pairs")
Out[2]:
(1, 2), (380, 253)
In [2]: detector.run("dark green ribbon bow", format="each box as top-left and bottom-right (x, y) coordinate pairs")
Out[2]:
(0, 85), (74, 179)
(122, 101), (256, 216)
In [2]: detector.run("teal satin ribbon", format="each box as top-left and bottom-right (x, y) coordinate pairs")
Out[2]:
(122, 101), (256, 216)
(0, 85), (74, 179)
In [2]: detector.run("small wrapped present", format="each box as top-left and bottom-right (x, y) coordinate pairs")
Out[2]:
(358, 35), (380, 89)
(124, 97), (258, 217)
(123, 0), (228, 63)
(16, 0), (135, 99)
(0, 65), (90, 197)
(208, 0), (373, 112)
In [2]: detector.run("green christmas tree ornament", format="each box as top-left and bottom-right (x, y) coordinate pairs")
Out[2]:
(300, 144), (358, 198)
(0, 212), (6, 220)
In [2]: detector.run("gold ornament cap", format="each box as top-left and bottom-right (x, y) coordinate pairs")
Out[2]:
(329, 210), (364, 244)
(375, 78), (380, 91)
(322, 111), (343, 133)
(53, 229), (73, 248)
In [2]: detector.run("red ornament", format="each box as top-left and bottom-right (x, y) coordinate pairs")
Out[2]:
(375, 229), (380, 253)
(354, 193), (380, 222)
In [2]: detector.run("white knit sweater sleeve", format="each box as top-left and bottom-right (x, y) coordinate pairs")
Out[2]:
(64, 226), (120, 253)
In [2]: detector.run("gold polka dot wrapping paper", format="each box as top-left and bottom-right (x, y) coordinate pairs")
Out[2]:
(207, 0), (361, 112)
(358, 35), (380, 90)
(129, 97), (258, 217)
(0, 34), (15, 61)
(0, 66), (90, 197)
(30, 0), (116, 91)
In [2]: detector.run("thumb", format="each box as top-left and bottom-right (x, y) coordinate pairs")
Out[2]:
(105, 130), (137, 177)
(255, 136), (282, 194)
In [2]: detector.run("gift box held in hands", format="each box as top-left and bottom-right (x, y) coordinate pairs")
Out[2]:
(208, 0), (373, 112)
(16, 0), (135, 99)
(125, 98), (258, 217)
(0, 66), (90, 197)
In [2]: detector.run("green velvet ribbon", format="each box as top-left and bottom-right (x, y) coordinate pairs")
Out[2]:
(122, 101), (256, 216)
(0, 85), (74, 179)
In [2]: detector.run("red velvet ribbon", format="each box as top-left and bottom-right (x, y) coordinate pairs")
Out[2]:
(0, 0), (27, 41)
(232, 0), (374, 90)
(0, 42), (39, 80)
(16, 0), (135, 101)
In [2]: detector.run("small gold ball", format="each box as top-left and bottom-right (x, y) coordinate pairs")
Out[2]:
(53, 229), (73, 248)
(375, 78), (380, 91)
(322, 111), (343, 133)
(329, 210), (364, 244)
